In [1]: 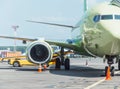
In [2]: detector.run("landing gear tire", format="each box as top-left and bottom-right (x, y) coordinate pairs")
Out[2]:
(111, 66), (115, 76)
(55, 58), (61, 69)
(13, 61), (20, 67)
(105, 66), (115, 76)
(64, 58), (70, 70)
(105, 66), (108, 76)
(118, 59), (120, 70)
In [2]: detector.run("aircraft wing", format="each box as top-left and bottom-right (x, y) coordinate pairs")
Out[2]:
(0, 35), (88, 55)
(0, 35), (37, 41)
(46, 40), (88, 55)
(26, 20), (77, 29)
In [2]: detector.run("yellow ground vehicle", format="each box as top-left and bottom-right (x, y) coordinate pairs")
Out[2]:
(1, 55), (56, 67)
(11, 58), (57, 67)
(9, 57), (37, 67)
(1, 57), (15, 62)
(8, 55), (56, 67)
(1, 56), (26, 62)
(0, 57), (3, 61)
(2, 51), (72, 67)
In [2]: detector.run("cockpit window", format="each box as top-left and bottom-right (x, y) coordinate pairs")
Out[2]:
(101, 15), (113, 20)
(93, 15), (100, 22)
(115, 15), (120, 20)
(93, 14), (120, 22)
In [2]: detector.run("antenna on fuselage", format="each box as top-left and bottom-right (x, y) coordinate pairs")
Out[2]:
(84, 0), (88, 13)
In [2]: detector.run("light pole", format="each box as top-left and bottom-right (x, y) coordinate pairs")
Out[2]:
(12, 25), (19, 52)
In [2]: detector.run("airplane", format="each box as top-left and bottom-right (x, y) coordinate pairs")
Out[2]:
(0, 0), (120, 76)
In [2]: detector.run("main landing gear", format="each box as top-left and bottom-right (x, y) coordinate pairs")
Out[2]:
(104, 55), (115, 76)
(55, 57), (70, 70)
(55, 47), (70, 70)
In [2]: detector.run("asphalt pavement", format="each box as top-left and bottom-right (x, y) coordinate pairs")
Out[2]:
(0, 57), (119, 89)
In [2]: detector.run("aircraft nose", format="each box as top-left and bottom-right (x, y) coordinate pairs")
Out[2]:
(109, 29), (120, 39)
(101, 21), (120, 39)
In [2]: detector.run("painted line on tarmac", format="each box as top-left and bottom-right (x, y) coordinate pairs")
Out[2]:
(114, 71), (120, 74)
(84, 78), (105, 89)
(84, 71), (120, 89)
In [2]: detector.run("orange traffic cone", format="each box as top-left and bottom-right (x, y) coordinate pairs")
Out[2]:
(38, 64), (42, 72)
(105, 66), (111, 80)
(43, 64), (47, 70)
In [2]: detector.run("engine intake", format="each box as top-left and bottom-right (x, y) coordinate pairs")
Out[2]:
(26, 41), (53, 64)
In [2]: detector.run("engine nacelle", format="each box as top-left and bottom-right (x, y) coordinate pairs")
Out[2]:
(26, 41), (53, 64)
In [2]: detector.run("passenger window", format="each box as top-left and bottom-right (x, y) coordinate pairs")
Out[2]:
(101, 15), (113, 20)
(93, 15), (100, 22)
(115, 15), (120, 20)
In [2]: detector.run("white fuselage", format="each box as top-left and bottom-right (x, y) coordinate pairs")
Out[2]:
(72, 2), (120, 57)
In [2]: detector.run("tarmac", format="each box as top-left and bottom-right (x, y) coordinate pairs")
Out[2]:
(0, 57), (120, 89)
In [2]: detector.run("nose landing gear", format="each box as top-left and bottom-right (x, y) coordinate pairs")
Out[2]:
(105, 55), (115, 76)
(105, 66), (115, 76)
(118, 57), (120, 70)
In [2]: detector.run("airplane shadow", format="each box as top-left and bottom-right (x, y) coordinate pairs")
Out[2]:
(10, 65), (106, 78)
(0, 67), (14, 70)
(0, 66), (38, 71)
(115, 73), (120, 76)
(0, 65), (105, 78)
(13, 67), (38, 71)
(0, 63), (118, 78)
(49, 65), (106, 78)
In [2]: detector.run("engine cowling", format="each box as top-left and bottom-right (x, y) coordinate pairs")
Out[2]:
(26, 41), (53, 64)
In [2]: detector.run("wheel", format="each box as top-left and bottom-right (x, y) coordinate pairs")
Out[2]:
(111, 66), (115, 76)
(105, 66), (108, 76)
(64, 58), (70, 70)
(8, 59), (10, 64)
(13, 61), (20, 67)
(118, 59), (120, 70)
(55, 58), (61, 69)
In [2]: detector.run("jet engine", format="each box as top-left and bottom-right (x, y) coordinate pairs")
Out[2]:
(26, 41), (53, 64)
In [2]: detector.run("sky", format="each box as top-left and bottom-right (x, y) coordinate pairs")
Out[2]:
(0, 0), (111, 46)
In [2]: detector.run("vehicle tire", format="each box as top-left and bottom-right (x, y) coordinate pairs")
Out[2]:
(1, 59), (4, 62)
(8, 59), (10, 64)
(55, 58), (61, 69)
(13, 61), (20, 67)
(118, 59), (120, 70)
(111, 66), (115, 76)
(105, 66), (108, 76)
(64, 58), (70, 70)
